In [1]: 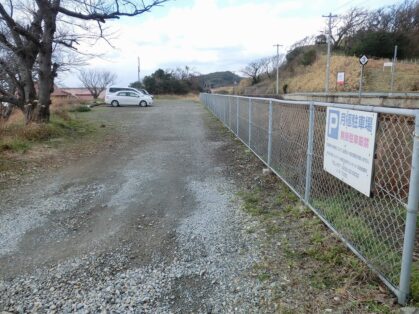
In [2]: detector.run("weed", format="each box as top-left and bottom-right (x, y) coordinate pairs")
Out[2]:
(363, 301), (392, 313)
(0, 138), (31, 153)
(410, 262), (419, 302)
(310, 230), (324, 244)
(258, 273), (270, 282)
(313, 196), (403, 284)
(69, 105), (91, 113)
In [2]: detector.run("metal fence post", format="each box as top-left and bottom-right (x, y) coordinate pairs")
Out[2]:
(229, 96), (232, 131)
(304, 102), (315, 202)
(249, 98), (252, 146)
(224, 96), (228, 126)
(236, 96), (239, 136)
(267, 100), (273, 167)
(398, 112), (419, 305)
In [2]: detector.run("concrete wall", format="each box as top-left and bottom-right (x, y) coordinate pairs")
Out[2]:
(282, 93), (419, 109)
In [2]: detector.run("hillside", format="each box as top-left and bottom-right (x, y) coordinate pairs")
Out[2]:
(239, 54), (419, 95)
(198, 71), (242, 89)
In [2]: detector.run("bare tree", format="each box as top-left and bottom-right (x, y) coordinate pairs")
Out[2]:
(78, 69), (116, 100)
(0, 0), (168, 124)
(331, 8), (369, 49)
(241, 59), (265, 85)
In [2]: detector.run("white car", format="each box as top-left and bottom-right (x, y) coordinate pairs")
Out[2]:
(106, 86), (154, 99)
(105, 90), (153, 107)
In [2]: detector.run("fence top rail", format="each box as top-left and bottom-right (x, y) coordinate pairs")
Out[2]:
(289, 92), (419, 98)
(202, 93), (419, 117)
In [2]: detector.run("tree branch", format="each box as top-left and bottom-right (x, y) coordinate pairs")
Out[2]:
(57, 0), (169, 22)
(0, 4), (42, 47)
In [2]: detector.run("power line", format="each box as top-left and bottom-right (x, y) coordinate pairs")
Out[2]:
(334, 0), (354, 13)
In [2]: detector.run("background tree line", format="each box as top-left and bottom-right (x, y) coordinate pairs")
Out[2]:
(130, 67), (202, 95)
(323, 0), (418, 59)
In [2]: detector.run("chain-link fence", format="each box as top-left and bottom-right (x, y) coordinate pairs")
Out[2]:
(200, 93), (419, 305)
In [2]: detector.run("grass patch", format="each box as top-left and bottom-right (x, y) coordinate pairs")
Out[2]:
(69, 105), (91, 113)
(313, 195), (404, 286)
(155, 93), (199, 101)
(0, 111), (96, 155)
(236, 174), (395, 310)
(410, 262), (419, 303)
(0, 138), (31, 153)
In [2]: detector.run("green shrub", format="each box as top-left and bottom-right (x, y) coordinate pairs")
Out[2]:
(301, 49), (317, 66)
(70, 105), (91, 112)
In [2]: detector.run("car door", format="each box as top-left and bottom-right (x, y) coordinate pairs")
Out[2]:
(116, 92), (129, 105)
(128, 92), (140, 105)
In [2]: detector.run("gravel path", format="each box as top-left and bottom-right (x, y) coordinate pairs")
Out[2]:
(0, 100), (272, 313)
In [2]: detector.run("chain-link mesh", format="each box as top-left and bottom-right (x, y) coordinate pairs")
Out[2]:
(199, 93), (418, 302)
(238, 98), (249, 144)
(250, 99), (269, 161)
(271, 103), (310, 196)
(310, 108), (414, 286)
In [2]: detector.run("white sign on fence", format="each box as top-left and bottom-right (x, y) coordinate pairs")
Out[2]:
(337, 72), (345, 85)
(324, 108), (378, 196)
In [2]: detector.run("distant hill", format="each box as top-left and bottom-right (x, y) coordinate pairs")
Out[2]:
(198, 71), (242, 89)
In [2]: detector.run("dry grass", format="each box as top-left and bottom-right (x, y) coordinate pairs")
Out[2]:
(0, 106), (95, 155)
(240, 54), (419, 95)
(155, 93), (200, 101)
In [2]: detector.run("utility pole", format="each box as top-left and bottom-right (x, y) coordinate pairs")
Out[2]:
(322, 13), (337, 94)
(137, 57), (141, 82)
(390, 45), (398, 93)
(273, 44), (283, 95)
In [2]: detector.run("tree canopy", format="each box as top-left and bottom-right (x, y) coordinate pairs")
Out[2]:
(141, 67), (201, 95)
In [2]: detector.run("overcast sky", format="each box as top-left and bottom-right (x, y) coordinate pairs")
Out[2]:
(60, 0), (402, 87)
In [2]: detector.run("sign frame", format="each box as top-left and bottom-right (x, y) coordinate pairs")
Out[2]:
(323, 107), (378, 197)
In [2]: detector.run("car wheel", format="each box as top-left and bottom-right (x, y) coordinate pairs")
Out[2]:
(139, 100), (147, 107)
(111, 100), (119, 107)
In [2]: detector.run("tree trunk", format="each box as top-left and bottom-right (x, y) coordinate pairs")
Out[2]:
(22, 69), (40, 124)
(26, 0), (59, 124)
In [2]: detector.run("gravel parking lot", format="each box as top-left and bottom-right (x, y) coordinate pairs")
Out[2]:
(0, 100), (271, 313)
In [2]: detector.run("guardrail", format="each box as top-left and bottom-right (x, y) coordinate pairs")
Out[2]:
(200, 93), (419, 305)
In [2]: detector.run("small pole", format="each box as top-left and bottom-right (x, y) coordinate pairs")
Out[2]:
(267, 100), (273, 167)
(248, 98), (252, 146)
(390, 45), (398, 93)
(304, 102), (315, 202)
(398, 113), (419, 305)
(359, 64), (364, 98)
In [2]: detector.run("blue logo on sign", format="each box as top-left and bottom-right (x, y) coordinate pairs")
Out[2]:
(327, 110), (340, 139)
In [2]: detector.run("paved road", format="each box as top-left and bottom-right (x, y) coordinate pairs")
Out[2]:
(0, 100), (267, 312)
